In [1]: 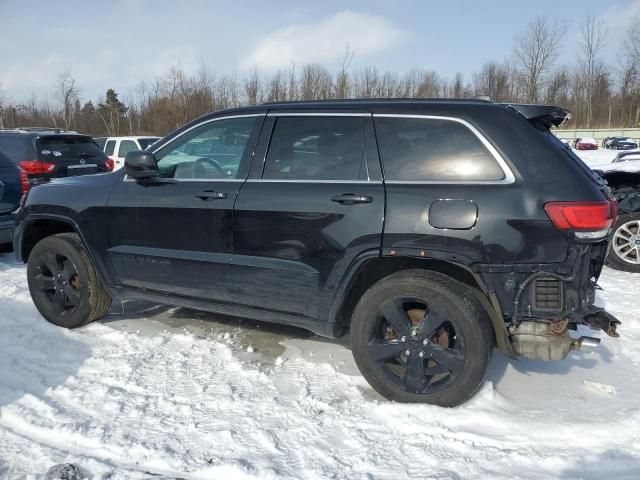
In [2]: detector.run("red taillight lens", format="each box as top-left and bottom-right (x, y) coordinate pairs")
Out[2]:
(19, 160), (55, 175)
(19, 168), (30, 194)
(104, 158), (115, 171)
(544, 200), (617, 230)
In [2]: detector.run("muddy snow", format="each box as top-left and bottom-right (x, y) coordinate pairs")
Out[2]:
(1, 148), (640, 479)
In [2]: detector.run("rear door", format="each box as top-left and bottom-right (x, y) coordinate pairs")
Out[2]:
(105, 113), (264, 301)
(231, 111), (385, 320)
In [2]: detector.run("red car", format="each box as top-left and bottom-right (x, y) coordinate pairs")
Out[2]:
(574, 137), (598, 150)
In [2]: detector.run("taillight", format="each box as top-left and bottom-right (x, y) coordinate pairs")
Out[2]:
(19, 168), (30, 194)
(544, 200), (617, 239)
(104, 158), (115, 171)
(19, 160), (55, 175)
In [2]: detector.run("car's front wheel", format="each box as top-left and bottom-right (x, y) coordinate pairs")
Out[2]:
(607, 213), (640, 273)
(27, 233), (112, 328)
(350, 270), (493, 407)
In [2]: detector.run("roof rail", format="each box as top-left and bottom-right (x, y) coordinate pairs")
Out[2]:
(17, 126), (71, 132)
(0, 127), (79, 134)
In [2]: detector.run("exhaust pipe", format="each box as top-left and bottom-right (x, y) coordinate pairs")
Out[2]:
(573, 336), (600, 353)
(510, 321), (601, 360)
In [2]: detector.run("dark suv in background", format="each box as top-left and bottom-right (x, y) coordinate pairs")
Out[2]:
(13, 100), (621, 406)
(0, 128), (113, 183)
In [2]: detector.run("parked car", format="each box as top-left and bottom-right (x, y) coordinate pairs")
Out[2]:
(14, 100), (621, 407)
(606, 137), (638, 150)
(612, 151), (640, 163)
(574, 137), (598, 150)
(0, 149), (24, 249)
(103, 136), (161, 169)
(591, 158), (640, 273)
(0, 128), (113, 183)
(602, 136), (614, 148)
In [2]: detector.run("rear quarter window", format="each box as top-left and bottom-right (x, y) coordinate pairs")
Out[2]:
(374, 117), (506, 182)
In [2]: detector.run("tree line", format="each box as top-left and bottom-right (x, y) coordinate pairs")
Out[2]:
(2, 15), (640, 136)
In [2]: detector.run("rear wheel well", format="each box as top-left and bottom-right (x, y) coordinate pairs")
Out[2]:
(336, 257), (505, 349)
(22, 219), (76, 261)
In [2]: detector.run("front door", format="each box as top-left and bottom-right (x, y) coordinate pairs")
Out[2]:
(231, 112), (385, 320)
(106, 114), (263, 302)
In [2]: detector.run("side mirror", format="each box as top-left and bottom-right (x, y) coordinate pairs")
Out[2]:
(124, 150), (158, 180)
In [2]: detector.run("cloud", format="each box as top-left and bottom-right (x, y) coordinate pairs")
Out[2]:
(240, 11), (407, 70)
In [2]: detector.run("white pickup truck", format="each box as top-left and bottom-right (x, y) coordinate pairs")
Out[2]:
(102, 136), (161, 170)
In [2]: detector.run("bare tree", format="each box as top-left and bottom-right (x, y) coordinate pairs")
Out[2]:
(513, 17), (565, 102)
(54, 71), (79, 130)
(473, 62), (512, 101)
(578, 15), (607, 126)
(335, 44), (355, 99)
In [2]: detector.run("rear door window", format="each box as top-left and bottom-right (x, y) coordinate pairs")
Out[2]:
(104, 140), (116, 156)
(117, 140), (138, 158)
(36, 136), (105, 161)
(263, 116), (366, 180)
(374, 117), (505, 181)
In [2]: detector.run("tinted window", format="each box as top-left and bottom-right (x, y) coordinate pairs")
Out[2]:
(264, 116), (365, 180)
(94, 138), (107, 149)
(156, 116), (256, 179)
(117, 140), (138, 158)
(36, 136), (105, 160)
(0, 149), (13, 168)
(138, 138), (160, 149)
(104, 140), (116, 156)
(0, 135), (31, 162)
(375, 117), (505, 181)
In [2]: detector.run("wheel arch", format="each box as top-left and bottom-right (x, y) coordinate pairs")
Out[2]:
(19, 215), (79, 262)
(330, 255), (516, 358)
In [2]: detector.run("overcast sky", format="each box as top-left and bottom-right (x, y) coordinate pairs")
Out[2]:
(1, 0), (639, 103)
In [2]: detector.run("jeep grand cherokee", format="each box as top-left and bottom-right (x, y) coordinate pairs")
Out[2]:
(14, 99), (621, 406)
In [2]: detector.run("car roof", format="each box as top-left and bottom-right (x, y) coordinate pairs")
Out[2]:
(189, 98), (566, 126)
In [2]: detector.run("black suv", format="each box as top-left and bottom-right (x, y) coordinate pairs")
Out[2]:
(0, 128), (113, 182)
(14, 100), (621, 406)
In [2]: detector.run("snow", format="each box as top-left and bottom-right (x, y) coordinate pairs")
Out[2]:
(2, 150), (640, 478)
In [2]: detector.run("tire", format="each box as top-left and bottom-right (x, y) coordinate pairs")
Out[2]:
(27, 233), (112, 328)
(607, 213), (640, 273)
(350, 270), (493, 407)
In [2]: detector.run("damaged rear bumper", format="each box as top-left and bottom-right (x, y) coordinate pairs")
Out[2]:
(474, 242), (622, 361)
(508, 308), (621, 361)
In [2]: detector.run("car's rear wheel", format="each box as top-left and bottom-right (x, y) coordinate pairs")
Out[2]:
(607, 213), (640, 273)
(27, 233), (112, 328)
(350, 270), (493, 407)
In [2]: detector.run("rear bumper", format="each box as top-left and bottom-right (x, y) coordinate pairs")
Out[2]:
(0, 215), (15, 245)
(473, 242), (620, 359)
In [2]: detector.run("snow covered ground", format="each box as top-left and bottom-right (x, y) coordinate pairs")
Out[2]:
(1, 148), (640, 479)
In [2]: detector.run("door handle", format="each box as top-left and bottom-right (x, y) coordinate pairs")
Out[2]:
(331, 193), (373, 205)
(195, 190), (228, 200)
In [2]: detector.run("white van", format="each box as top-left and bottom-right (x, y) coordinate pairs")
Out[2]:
(103, 136), (161, 169)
